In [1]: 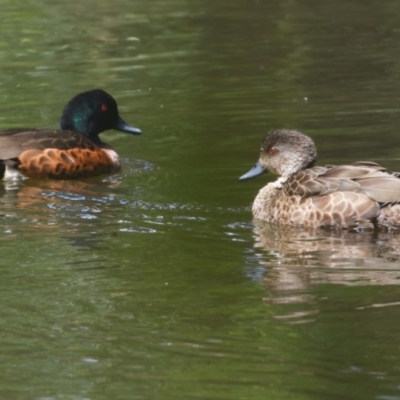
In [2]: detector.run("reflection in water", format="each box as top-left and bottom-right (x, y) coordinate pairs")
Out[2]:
(0, 158), (154, 236)
(0, 156), (208, 244)
(249, 221), (400, 306)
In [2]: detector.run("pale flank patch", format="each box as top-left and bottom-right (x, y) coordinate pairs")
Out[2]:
(102, 148), (121, 168)
(4, 165), (27, 181)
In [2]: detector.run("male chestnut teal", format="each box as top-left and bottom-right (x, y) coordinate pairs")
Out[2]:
(0, 89), (142, 180)
(240, 129), (400, 230)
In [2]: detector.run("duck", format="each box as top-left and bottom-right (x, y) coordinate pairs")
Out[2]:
(239, 129), (400, 230)
(0, 89), (142, 180)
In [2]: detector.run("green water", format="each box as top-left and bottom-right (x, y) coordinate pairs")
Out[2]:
(1, 0), (400, 399)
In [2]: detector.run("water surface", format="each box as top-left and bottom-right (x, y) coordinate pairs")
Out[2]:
(1, 0), (400, 399)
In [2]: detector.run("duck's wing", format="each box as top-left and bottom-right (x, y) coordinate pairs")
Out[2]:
(284, 162), (396, 200)
(285, 162), (400, 228)
(284, 166), (362, 198)
(0, 129), (95, 160)
(355, 175), (400, 203)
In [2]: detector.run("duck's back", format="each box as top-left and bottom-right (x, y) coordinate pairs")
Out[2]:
(0, 129), (117, 180)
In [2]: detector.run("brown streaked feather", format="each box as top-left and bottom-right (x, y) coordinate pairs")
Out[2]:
(357, 176), (400, 203)
(350, 161), (386, 168)
(253, 183), (379, 230)
(284, 168), (363, 198)
(312, 191), (379, 228)
(17, 147), (117, 179)
(322, 178), (361, 194)
(0, 129), (118, 179)
(322, 163), (385, 179)
(307, 166), (327, 175)
(0, 129), (97, 158)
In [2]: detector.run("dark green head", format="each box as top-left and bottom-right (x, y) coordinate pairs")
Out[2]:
(60, 89), (142, 140)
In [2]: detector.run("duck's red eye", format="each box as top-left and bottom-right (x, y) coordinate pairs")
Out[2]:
(101, 104), (108, 112)
(269, 147), (277, 155)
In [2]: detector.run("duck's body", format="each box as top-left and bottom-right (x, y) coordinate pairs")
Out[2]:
(0, 89), (142, 180)
(240, 130), (400, 230)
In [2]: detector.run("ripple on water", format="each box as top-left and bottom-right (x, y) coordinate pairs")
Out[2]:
(241, 222), (400, 325)
(119, 226), (158, 234)
(111, 158), (157, 179)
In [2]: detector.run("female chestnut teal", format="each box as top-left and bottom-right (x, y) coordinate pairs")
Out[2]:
(240, 129), (400, 230)
(0, 89), (142, 180)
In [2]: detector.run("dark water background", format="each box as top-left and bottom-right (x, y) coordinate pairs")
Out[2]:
(1, 0), (400, 399)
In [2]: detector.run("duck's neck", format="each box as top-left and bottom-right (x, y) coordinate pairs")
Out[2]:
(88, 134), (107, 148)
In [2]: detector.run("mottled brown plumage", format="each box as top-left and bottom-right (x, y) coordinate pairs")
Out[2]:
(0, 129), (115, 179)
(240, 129), (400, 230)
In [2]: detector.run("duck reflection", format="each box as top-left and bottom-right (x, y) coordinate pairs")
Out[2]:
(0, 176), (124, 237)
(0, 177), (120, 208)
(250, 221), (400, 303)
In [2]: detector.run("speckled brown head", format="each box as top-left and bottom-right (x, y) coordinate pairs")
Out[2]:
(240, 129), (317, 181)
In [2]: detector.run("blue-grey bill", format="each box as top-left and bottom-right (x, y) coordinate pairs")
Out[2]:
(239, 160), (265, 181)
(114, 117), (142, 135)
